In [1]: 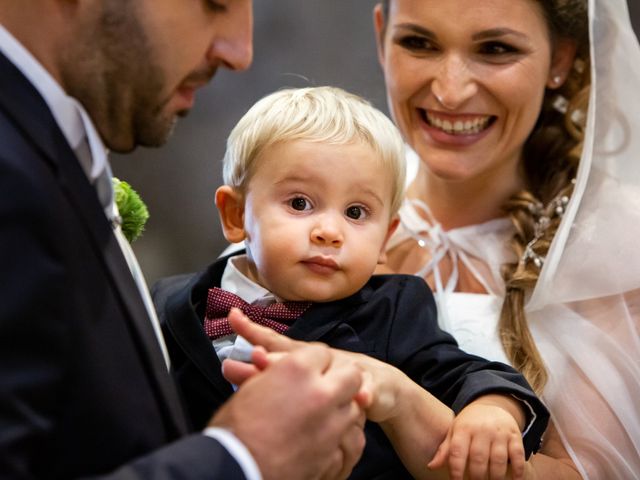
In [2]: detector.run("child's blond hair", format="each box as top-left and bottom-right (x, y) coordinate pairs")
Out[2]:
(222, 86), (406, 214)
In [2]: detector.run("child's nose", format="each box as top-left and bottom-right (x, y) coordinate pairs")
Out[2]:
(311, 216), (344, 247)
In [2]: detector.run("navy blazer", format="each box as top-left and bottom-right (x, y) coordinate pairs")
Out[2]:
(0, 52), (244, 478)
(154, 252), (550, 480)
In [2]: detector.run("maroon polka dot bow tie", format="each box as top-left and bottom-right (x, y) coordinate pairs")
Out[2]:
(204, 287), (311, 340)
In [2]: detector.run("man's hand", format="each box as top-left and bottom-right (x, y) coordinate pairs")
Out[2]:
(212, 310), (367, 479)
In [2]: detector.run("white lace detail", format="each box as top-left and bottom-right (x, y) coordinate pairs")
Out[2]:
(390, 197), (515, 327)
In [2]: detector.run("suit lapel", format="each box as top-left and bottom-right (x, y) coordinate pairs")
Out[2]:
(163, 259), (235, 402)
(0, 52), (188, 436)
(287, 288), (371, 348)
(162, 253), (373, 398)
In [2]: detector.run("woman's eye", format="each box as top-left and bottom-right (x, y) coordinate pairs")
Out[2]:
(204, 0), (227, 13)
(345, 206), (366, 220)
(397, 35), (436, 52)
(290, 197), (310, 211)
(479, 41), (518, 55)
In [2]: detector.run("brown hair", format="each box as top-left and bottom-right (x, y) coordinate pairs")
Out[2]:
(500, 0), (589, 393)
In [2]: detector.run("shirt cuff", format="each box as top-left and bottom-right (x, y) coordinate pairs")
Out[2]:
(512, 394), (537, 438)
(203, 427), (262, 480)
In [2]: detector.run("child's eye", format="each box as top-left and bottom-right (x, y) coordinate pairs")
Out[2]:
(345, 206), (367, 220)
(290, 197), (310, 211)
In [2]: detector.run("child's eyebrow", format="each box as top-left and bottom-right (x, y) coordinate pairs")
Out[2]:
(273, 174), (313, 186)
(357, 186), (386, 208)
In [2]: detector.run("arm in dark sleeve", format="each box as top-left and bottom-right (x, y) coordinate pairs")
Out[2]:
(385, 275), (549, 458)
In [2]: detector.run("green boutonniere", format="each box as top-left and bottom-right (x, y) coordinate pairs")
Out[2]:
(112, 177), (149, 243)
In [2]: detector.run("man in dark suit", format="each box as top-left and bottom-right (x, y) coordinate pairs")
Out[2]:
(0, 1), (366, 478)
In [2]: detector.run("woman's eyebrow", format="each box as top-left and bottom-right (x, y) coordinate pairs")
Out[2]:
(393, 23), (437, 40)
(471, 28), (529, 41)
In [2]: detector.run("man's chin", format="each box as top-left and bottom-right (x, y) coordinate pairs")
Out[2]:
(131, 116), (179, 148)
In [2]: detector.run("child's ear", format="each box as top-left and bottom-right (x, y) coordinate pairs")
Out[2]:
(377, 217), (400, 265)
(215, 185), (246, 243)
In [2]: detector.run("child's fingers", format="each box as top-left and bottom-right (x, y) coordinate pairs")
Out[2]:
(426, 428), (451, 470)
(250, 345), (270, 369)
(221, 359), (260, 385)
(447, 431), (472, 480)
(466, 433), (490, 480)
(353, 370), (374, 409)
(507, 435), (526, 480)
(488, 440), (509, 480)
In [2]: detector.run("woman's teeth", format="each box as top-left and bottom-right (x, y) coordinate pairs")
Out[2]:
(425, 111), (493, 135)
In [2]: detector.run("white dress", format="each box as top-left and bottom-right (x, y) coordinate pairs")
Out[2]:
(391, 193), (640, 479)
(389, 1), (640, 476)
(387, 197), (513, 366)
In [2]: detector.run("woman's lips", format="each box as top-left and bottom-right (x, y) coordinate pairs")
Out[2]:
(418, 108), (496, 146)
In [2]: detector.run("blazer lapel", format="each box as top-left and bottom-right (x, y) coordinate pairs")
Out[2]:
(287, 288), (373, 355)
(0, 52), (188, 436)
(163, 259), (235, 402)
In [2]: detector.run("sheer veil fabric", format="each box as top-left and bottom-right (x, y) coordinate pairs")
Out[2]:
(526, 0), (640, 476)
(390, 0), (640, 477)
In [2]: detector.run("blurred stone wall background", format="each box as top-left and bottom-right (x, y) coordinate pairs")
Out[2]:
(112, 1), (640, 285)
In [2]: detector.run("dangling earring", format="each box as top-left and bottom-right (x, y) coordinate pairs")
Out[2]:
(551, 75), (563, 87)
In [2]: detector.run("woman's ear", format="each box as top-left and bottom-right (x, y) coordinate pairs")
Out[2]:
(373, 3), (387, 68)
(547, 38), (578, 89)
(215, 185), (246, 243)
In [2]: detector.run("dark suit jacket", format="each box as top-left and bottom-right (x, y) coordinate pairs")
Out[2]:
(0, 52), (244, 478)
(154, 252), (550, 480)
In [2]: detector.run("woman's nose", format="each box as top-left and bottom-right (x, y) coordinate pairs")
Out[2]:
(431, 54), (478, 110)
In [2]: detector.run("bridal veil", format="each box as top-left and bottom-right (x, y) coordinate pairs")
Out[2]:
(526, 0), (640, 476)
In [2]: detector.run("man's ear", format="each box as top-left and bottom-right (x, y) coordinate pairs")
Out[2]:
(378, 217), (400, 265)
(215, 185), (246, 243)
(547, 38), (578, 89)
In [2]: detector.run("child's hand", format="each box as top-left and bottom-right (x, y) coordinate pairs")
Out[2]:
(427, 394), (526, 480)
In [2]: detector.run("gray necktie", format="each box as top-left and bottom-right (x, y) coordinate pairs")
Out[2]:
(75, 138), (115, 222)
(74, 137), (171, 369)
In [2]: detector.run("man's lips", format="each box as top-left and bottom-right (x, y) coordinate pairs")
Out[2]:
(172, 69), (215, 111)
(172, 86), (197, 112)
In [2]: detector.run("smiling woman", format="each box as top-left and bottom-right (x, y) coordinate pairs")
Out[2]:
(375, 0), (640, 477)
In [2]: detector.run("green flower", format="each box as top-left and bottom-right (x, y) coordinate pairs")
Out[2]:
(112, 177), (149, 243)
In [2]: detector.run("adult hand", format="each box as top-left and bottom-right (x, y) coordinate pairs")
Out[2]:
(212, 315), (367, 479)
(222, 310), (454, 480)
